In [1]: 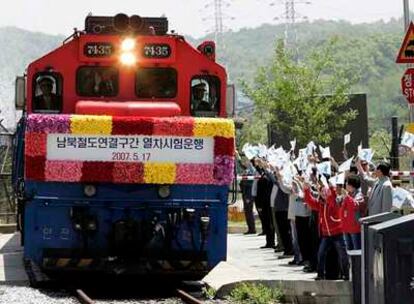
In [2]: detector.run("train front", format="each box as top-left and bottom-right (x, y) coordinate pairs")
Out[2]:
(13, 14), (235, 278)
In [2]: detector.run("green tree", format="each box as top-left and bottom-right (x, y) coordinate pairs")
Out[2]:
(241, 39), (358, 146)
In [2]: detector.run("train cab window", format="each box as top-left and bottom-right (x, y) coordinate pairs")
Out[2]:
(136, 68), (177, 98)
(33, 74), (63, 113)
(77, 67), (118, 97)
(191, 76), (220, 117)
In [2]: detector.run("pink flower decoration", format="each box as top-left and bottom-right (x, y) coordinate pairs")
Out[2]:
(176, 164), (215, 184)
(113, 162), (144, 184)
(153, 117), (194, 136)
(25, 132), (47, 157)
(27, 114), (70, 133)
(45, 161), (83, 182)
(213, 156), (235, 185)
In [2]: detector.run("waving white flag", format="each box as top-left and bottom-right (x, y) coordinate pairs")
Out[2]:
(344, 132), (351, 146)
(401, 132), (414, 148)
(338, 156), (354, 173)
(316, 161), (331, 176)
(358, 148), (374, 162)
(290, 138), (297, 151)
(392, 187), (412, 209)
(319, 145), (331, 159)
(306, 141), (316, 156)
(329, 172), (345, 185)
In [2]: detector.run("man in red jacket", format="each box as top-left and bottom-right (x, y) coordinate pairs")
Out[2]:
(304, 181), (349, 280)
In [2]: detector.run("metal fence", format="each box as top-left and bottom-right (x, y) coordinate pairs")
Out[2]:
(0, 133), (15, 224)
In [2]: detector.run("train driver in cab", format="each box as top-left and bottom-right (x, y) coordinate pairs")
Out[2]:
(33, 77), (62, 112)
(191, 82), (212, 113)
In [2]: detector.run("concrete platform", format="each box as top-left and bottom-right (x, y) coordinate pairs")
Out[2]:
(0, 233), (28, 286)
(204, 234), (352, 304)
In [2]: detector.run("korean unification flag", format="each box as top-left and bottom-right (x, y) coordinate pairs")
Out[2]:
(281, 162), (297, 184)
(242, 143), (259, 160)
(319, 145), (331, 159)
(268, 146), (287, 169)
(400, 132), (414, 148)
(258, 144), (268, 158)
(294, 148), (308, 171)
(358, 148), (374, 163)
(276, 149), (290, 169)
(316, 161), (331, 176)
(392, 187), (413, 209)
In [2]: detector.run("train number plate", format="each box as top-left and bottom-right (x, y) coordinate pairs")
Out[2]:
(143, 44), (171, 58)
(84, 42), (114, 57)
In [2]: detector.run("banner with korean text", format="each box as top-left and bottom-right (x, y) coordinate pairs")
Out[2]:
(25, 114), (235, 185)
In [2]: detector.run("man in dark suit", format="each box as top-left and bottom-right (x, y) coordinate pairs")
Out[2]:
(33, 78), (62, 112)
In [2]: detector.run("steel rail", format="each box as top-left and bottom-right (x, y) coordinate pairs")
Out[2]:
(176, 288), (204, 304)
(75, 289), (95, 304)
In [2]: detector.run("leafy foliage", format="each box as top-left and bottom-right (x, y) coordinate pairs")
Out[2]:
(202, 286), (217, 300)
(242, 39), (358, 147)
(229, 282), (285, 304)
(370, 129), (391, 159)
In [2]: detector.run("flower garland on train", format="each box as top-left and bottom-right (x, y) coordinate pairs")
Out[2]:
(25, 114), (235, 185)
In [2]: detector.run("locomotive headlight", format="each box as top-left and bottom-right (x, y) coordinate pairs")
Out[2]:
(120, 52), (136, 65)
(121, 38), (136, 51)
(87, 220), (97, 231)
(84, 184), (96, 197)
(158, 185), (171, 199)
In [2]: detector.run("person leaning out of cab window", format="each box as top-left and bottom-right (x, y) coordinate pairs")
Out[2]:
(34, 77), (62, 112)
(191, 83), (212, 112)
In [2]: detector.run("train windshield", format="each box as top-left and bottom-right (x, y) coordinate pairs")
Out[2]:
(32, 73), (63, 113)
(135, 68), (177, 99)
(190, 76), (220, 117)
(77, 66), (118, 97)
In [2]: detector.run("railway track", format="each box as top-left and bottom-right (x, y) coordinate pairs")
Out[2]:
(26, 262), (206, 304)
(176, 288), (204, 304)
(75, 289), (95, 304)
(72, 286), (205, 304)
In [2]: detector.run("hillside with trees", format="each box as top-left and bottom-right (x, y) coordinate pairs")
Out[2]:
(0, 19), (408, 133)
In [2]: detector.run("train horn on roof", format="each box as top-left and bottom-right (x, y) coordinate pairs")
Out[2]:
(113, 13), (130, 32)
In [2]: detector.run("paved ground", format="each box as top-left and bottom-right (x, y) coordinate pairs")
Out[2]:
(227, 233), (316, 281)
(204, 233), (353, 304)
(0, 233), (27, 285)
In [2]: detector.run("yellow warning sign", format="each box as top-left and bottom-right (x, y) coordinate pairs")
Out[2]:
(406, 123), (414, 134)
(397, 22), (414, 63)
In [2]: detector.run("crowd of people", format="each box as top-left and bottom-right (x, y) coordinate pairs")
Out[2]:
(237, 143), (395, 281)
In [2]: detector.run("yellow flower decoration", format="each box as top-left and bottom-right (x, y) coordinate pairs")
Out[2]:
(193, 118), (235, 138)
(70, 115), (112, 135)
(144, 162), (176, 184)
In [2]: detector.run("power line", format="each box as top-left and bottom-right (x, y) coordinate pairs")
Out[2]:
(214, 0), (224, 44)
(202, 0), (234, 47)
(267, 0), (311, 60)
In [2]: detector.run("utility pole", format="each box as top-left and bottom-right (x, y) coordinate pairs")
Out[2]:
(272, 0), (310, 61)
(404, 0), (410, 31)
(284, 0), (298, 60)
(214, 0), (224, 45)
(403, 0), (414, 123)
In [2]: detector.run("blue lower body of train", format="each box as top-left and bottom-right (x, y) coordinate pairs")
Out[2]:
(22, 182), (228, 278)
